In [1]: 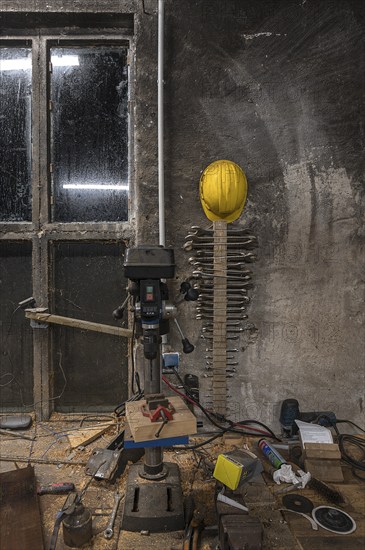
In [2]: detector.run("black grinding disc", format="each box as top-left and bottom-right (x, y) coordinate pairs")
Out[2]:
(312, 506), (356, 535)
(282, 494), (314, 514)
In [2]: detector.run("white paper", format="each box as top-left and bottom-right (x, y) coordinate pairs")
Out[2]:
(295, 419), (333, 444)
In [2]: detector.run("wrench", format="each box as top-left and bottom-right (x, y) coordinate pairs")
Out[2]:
(188, 226), (256, 237)
(104, 492), (123, 539)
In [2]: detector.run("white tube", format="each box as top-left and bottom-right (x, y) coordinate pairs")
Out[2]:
(158, 0), (165, 247)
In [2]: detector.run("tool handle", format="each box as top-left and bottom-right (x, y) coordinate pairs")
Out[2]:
(38, 482), (75, 495)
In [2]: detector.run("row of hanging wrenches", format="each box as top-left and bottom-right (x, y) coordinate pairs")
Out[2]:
(183, 225), (258, 383)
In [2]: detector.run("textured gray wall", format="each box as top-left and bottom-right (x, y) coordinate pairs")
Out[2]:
(157, 0), (364, 428)
(2, 0), (363, 425)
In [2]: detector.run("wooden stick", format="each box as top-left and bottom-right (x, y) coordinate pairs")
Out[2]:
(25, 311), (132, 338)
(213, 220), (227, 415)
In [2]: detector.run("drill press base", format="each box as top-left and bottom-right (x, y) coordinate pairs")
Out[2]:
(121, 462), (185, 532)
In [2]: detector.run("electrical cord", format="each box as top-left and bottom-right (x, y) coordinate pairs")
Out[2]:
(317, 415), (365, 477)
(167, 368), (278, 439)
(162, 373), (280, 443)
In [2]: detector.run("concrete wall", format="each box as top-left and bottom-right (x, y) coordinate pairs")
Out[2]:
(160, 0), (364, 428)
(2, 0), (364, 426)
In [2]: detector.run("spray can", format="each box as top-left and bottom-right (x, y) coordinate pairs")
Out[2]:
(258, 439), (286, 469)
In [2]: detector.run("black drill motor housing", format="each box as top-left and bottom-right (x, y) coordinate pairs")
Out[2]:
(280, 398), (336, 437)
(123, 246), (176, 358)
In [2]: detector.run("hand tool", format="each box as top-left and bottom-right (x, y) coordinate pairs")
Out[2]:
(184, 233), (256, 243)
(198, 295), (250, 304)
(203, 321), (241, 328)
(199, 293), (248, 302)
(206, 361), (238, 367)
(192, 271), (251, 280)
(196, 306), (246, 313)
(197, 314), (247, 321)
(189, 225), (257, 237)
(37, 482), (75, 495)
(155, 410), (169, 438)
(191, 263), (252, 273)
(205, 348), (238, 352)
(279, 398), (336, 437)
(203, 327), (244, 333)
(183, 241), (257, 255)
(204, 372), (234, 378)
(196, 279), (253, 294)
(201, 334), (239, 340)
(104, 492), (123, 539)
(205, 355), (236, 360)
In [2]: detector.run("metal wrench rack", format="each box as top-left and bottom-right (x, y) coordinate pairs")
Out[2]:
(184, 225), (258, 414)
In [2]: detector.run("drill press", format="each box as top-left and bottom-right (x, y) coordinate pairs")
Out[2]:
(121, 245), (197, 532)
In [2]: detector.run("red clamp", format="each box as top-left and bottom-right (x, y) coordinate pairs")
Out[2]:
(141, 403), (175, 422)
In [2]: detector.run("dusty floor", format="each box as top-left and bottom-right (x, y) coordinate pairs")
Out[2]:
(0, 416), (364, 550)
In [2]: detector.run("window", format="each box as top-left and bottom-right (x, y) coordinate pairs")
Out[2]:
(0, 17), (134, 418)
(50, 46), (129, 222)
(0, 46), (32, 221)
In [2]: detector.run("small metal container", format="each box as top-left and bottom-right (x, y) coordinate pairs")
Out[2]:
(62, 503), (92, 548)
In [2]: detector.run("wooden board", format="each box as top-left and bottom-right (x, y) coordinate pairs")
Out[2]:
(25, 310), (132, 338)
(67, 423), (113, 449)
(304, 458), (344, 482)
(304, 443), (341, 459)
(0, 466), (44, 550)
(213, 220), (227, 415)
(125, 396), (197, 442)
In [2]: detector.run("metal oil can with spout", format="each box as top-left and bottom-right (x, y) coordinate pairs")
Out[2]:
(62, 502), (92, 547)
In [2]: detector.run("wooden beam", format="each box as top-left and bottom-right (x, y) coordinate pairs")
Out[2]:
(25, 311), (132, 338)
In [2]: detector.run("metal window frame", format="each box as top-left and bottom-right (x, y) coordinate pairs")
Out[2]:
(0, 31), (135, 419)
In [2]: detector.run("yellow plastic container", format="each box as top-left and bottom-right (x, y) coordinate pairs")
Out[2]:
(213, 453), (244, 490)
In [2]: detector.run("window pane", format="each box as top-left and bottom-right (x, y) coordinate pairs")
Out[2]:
(0, 48), (32, 222)
(52, 242), (128, 411)
(50, 46), (129, 222)
(0, 241), (33, 410)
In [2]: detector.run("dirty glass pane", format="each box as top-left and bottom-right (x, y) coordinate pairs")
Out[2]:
(50, 46), (129, 222)
(0, 241), (33, 410)
(52, 242), (128, 411)
(0, 48), (32, 221)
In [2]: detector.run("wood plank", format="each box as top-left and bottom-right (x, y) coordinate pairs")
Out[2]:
(25, 311), (132, 338)
(0, 466), (44, 550)
(67, 423), (113, 449)
(213, 220), (227, 415)
(125, 396), (196, 442)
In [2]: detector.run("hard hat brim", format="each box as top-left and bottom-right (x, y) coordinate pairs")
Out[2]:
(201, 201), (245, 223)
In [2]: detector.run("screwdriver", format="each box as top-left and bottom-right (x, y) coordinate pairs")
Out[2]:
(37, 482), (75, 495)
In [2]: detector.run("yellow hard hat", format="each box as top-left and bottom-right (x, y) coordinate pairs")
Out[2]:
(199, 160), (248, 222)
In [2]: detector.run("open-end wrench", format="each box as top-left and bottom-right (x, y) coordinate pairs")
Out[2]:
(185, 235), (257, 247)
(197, 288), (248, 296)
(197, 287), (252, 294)
(197, 314), (247, 321)
(189, 226), (257, 237)
(198, 295), (250, 303)
(201, 334), (239, 340)
(202, 321), (241, 327)
(192, 271), (252, 280)
(202, 327), (245, 334)
(183, 241), (258, 255)
(190, 263), (252, 273)
(196, 306), (246, 312)
(190, 253), (256, 263)
(104, 492), (123, 539)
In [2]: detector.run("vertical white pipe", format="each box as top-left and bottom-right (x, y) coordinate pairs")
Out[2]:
(158, 0), (165, 247)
